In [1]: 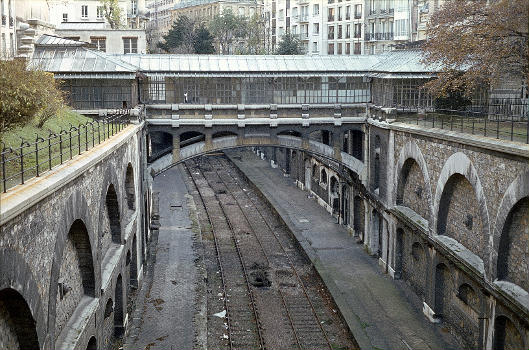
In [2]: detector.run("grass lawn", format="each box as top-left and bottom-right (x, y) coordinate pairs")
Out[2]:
(1, 109), (124, 192)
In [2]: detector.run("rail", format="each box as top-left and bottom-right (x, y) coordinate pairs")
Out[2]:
(1, 110), (131, 193)
(393, 104), (529, 144)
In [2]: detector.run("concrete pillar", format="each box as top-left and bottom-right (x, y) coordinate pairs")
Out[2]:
(204, 130), (213, 151)
(333, 131), (342, 162)
(302, 133), (310, 150)
(172, 134), (180, 163)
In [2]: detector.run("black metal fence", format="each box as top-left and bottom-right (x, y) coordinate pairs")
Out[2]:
(1, 110), (131, 193)
(394, 100), (529, 144)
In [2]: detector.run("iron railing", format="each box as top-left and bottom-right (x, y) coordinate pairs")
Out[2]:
(1, 110), (131, 193)
(394, 102), (529, 144)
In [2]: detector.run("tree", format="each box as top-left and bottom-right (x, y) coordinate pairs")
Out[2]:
(275, 33), (304, 55)
(99, 0), (122, 29)
(244, 13), (268, 54)
(159, 16), (195, 53)
(422, 0), (528, 97)
(0, 59), (64, 134)
(194, 25), (215, 54)
(209, 9), (248, 54)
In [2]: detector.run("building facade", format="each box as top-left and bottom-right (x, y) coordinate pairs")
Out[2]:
(0, 0), (16, 58)
(265, 0), (444, 55)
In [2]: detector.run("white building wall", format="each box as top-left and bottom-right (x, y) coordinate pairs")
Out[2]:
(55, 29), (147, 54)
(0, 0), (16, 58)
(47, 0), (130, 28)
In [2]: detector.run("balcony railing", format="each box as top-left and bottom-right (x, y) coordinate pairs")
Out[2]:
(299, 14), (309, 22)
(328, 15), (335, 21)
(354, 13), (362, 19)
(365, 32), (375, 41)
(300, 32), (309, 40)
(375, 32), (394, 40)
(368, 9), (376, 16)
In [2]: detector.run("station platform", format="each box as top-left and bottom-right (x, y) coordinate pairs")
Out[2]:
(226, 149), (458, 350)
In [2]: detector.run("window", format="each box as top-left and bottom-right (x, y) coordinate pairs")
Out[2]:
(238, 7), (244, 15)
(327, 43), (334, 54)
(354, 23), (361, 38)
(337, 24), (342, 39)
(338, 6), (342, 21)
(345, 42), (350, 54)
(131, 0), (137, 15)
(313, 41), (318, 52)
(81, 5), (88, 18)
(313, 23), (319, 34)
(91, 37), (106, 52)
(97, 6), (104, 19)
(355, 4), (362, 18)
(279, 9), (284, 20)
(345, 5), (350, 20)
(337, 42), (342, 54)
(354, 42), (361, 54)
(346, 24), (350, 38)
(62, 13), (68, 22)
(395, 18), (408, 37)
(292, 25), (297, 34)
(123, 37), (138, 53)
(327, 8), (334, 21)
(327, 25), (334, 39)
(313, 4), (319, 15)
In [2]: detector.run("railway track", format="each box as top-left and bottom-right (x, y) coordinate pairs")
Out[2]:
(184, 155), (357, 350)
(185, 161), (265, 350)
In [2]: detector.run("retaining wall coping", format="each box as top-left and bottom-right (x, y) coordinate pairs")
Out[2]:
(0, 123), (144, 226)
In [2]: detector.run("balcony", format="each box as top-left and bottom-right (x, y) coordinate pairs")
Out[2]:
(354, 13), (362, 19)
(368, 9), (376, 16)
(299, 14), (309, 22)
(379, 32), (394, 40)
(365, 32), (375, 41)
(300, 32), (309, 40)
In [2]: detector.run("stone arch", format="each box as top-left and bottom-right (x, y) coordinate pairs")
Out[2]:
(212, 130), (239, 139)
(353, 196), (365, 241)
(309, 128), (333, 146)
(148, 131), (173, 161)
(102, 297), (114, 346)
(0, 249), (45, 349)
(433, 152), (490, 273)
(433, 263), (451, 318)
(86, 336), (97, 350)
(492, 170), (529, 282)
(330, 176), (339, 194)
(180, 131), (205, 148)
(493, 315), (525, 350)
(320, 168), (328, 185)
(125, 163), (135, 212)
(114, 274), (124, 337)
(277, 130), (303, 138)
(54, 219), (96, 338)
(394, 228), (404, 279)
(496, 196), (529, 291)
(0, 288), (40, 350)
(393, 140), (433, 227)
(457, 283), (479, 312)
(48, 191), (98, 344)
(130, 235), (138, 289)
(105, 184), (122, 244)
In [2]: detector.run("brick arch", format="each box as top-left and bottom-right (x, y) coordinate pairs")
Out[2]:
(491, 170), (529, 281)
(393, 140), (433, 230)
(432, 152), (491, 276)
(0, 249), (46, 349)
(47, 190), (99, 346)
(493, 313), (527, 350)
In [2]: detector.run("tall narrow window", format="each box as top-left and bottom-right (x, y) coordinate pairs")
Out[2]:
(62, 13), (68, 22)
(81, 5), (88, 19)
(97, 6), (104, 19)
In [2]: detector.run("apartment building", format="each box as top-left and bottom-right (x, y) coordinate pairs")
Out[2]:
(172, 0), (262, 25)
(266, 0), (444, 55)
(0, 0), (16, 58)
(146, 0), (175, 35)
